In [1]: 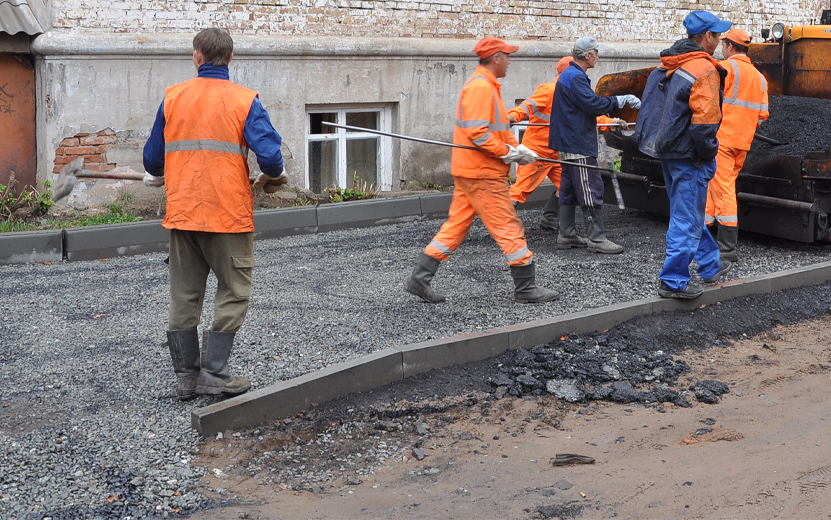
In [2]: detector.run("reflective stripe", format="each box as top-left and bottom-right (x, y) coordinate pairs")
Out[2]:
(464, 74), (488, 88)
(675, 68), (696, 85)
(489, 122), (511, 131)
(715, 214), (738, 223)
(428, 239), (452, 255)
(166, 139), (247, 156)
(505, 246), (529, 262)
(533, 111), (550, 122)
(456, 118), (490, 128)
(727, 60), (740, 100)
(705, 214), (715, 225)
(723, 98), (768, 111)
(523, 98), (539, 112)
(471, 132), (492, 146)
(759, 71), (768, 95)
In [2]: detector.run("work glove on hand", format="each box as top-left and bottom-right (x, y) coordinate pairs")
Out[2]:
(615, 94), (641, 110)
(612, 118), (629, 130)
(143, 172), (165, 188)
(516, 144), (539, 165)
(500, 145), (523, 164)
(261, 173), (289, 194)
(508, 114), (516, 124)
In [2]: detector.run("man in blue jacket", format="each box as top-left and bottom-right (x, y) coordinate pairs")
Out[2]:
(549, 36), (640, 254)
(636, 11), (734, 299)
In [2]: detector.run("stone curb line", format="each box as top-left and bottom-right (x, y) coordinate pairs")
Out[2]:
(0, 187), (554, 265)
(191, 260), (831, 436)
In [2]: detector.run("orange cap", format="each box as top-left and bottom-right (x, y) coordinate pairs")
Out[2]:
(722, 28), (751, 46)
(556, 56), (574, 74)
(473, 37), (519, 59)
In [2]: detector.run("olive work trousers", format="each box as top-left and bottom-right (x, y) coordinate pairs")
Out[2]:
(168, 229), (255, 333)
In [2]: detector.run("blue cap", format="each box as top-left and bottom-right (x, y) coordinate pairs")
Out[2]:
(683, 11), (732, 35)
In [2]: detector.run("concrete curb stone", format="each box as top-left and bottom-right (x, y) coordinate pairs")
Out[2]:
(0, 229), (63, 265)
(63, 220), (170, 262)
(191, 261), (831, 436)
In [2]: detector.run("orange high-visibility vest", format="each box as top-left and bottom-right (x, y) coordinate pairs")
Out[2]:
(451, 66), (518, 179)
(163, 77), (258, 233)
(717, 54), (769, 151)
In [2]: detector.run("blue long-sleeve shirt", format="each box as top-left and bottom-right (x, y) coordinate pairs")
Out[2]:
(549, 61), (620, 157)
(143, 64), (284, 177)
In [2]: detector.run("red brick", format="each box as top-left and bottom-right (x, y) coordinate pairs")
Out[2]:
(60, 138), (80, 147)
(55, 148), (65, 156)
(98, 128), (116, 136)
(53, 155), (74, 165)
(64, 146), (96, 155)
(53, 165), (64, 174)
(92, 136), (116, 145)
(85, 154), (106, 163)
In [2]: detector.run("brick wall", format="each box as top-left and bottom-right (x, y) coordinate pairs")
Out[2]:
(53, 129), (117, 174)
(50, 0), (826, 42)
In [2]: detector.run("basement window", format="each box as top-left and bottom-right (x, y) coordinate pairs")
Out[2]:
(306, 106), (393, 193)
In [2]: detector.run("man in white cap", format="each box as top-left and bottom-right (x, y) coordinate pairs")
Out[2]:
(549, 36), (640, 254)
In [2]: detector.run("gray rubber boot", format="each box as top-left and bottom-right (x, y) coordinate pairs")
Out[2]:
(196, 330), (251, 396)
(717, 224), (739, 263)
(404, 253), (446, 303)
(510, 263), (560, 303)
(540, 192), (559, 231)
(166, 328), (200, 401)
(557, 205), (588, 249)
(586, 207), (624, 254)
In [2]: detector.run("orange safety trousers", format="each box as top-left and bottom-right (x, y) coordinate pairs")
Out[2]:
(425, 176), (533, 267)
(705, 145), (746, 228)
(510, 148), (561, 204)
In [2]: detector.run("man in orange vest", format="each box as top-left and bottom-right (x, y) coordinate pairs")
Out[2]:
(508, 56), (624, 232)
(706, 28), (769, 262)
(405, 37), (559, 304)
(143, 28), (285, 400)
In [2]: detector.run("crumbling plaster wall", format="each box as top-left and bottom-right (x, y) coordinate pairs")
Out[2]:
(48, 0), (825, 43)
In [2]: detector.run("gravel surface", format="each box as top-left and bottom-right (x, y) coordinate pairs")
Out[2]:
(1, 204), (830, 519)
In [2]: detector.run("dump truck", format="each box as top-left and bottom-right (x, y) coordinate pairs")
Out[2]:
(596, 12), (831, 243)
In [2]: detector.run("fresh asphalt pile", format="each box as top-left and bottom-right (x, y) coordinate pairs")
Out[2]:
(744, 95), (831, 172)
(1, 204), (831, 519)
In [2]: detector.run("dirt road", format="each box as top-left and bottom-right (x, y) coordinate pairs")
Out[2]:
(183, 311), (831, 520)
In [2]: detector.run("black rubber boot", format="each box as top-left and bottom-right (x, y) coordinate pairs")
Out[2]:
(196, 330), (251, 396)
(717, 224), (739, 263)
(510, 263), (560, 303)
(557, 205), (588, 249)
(585, 207), (623, 254)
(166, 328), (200, 401)
(540, 192), (559, 231)
(404, 253), (446, 303)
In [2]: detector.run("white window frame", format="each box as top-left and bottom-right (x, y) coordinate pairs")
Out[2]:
(305, 105), (393, 191)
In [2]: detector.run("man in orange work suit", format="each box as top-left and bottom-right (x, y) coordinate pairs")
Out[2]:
(508, 56), (624, 232)
(706, 28), (769, 263)
(405, 37), (559, 304)
(143, 28), (285, 400)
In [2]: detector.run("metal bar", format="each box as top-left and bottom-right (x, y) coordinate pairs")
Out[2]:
(320, 122), (618, 173)
(753, 132), (788, 146)
(737, 192), (818, 212)
(511, 122), (630, 127)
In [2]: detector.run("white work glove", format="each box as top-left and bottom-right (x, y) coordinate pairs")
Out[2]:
(516, 144), (539, 165)
(508, 114), (516, 124)
(612, 118), (629, 130)
(615, 94), (641, 110)
(500, 145), (523, 164)
(143, 172), (164, 188)
(261, 172), (289, 194)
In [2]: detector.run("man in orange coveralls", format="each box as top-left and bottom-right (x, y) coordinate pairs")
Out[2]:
(705, 28), (769, 262)
(508, 56), (626, 232)
(405, 37), (559, 304)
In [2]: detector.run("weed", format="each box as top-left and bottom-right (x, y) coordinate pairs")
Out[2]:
(613, 158), (622, 172)
(326, 173), (379, 203)
(421, 181), (444, 191)
(290, 197), (317, 207)
(0, 176), (53, 221)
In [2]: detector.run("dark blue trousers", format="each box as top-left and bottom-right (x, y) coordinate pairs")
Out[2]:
(659, 158), (722, 291)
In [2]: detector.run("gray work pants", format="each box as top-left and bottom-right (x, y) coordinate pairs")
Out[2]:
(168, 229), (255, 333)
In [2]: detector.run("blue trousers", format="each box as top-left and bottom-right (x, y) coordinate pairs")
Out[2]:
(559, 156), (604, 210)
(659, 158), (722, 291)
